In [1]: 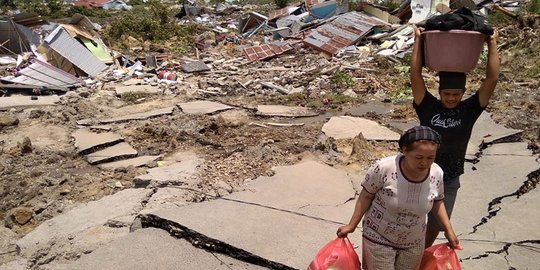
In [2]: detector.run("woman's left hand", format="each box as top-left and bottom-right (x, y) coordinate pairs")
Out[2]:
(444, 230), (463, 250)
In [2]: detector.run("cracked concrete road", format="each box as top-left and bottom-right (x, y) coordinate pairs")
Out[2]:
(452, 142), (540, 269)
(3, 115), (539, 270)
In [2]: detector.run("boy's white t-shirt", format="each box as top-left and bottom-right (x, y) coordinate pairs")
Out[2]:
(361, 154), (444, 249)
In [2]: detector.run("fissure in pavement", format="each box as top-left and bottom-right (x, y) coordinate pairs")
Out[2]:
(139, 213), (295, 270)
(470, 168), (540, 233)
(461, 239), (540, 269)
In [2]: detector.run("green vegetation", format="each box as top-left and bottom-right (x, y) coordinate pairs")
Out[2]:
(376, 0), (401, 11)
(274, 0), (290, 8)
(528, 61), (540, 77)
(1, 0), (111, 19)
(390, 86), (413, 102)
(5, 0), (64, 18)
(331, 70), (357, 88)
(0, 0), (16, 12)
(524, 0), (540, 14)
(103, 0), (204, 45)
(486, 12), (511, 25)
(64, 6), (110, 18)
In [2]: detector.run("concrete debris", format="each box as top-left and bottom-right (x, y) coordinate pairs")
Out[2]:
(15, 188), (152, 266)
(0, 95), (61, 110)
(322, 116), (400, 141)
(98, 106), (175, 124)
(255, 105), (318, 117)
(47, 228), (269, 270)
(98, 155), (162, 170)
(134, 158), (203, 188)
(72, 129), (123, 154)
(466, 111), (523, 158)
(85, 142), (138, 165)
(182, 60), (211, 73)
(146, 160), (361, 269)
(177, 100), (234, 115)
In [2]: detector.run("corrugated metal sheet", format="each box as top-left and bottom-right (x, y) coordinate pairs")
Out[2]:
(44, 26), (107, 77)
(2, 59), (84, 90)
(243, 42), (293, 61)
(303, 11), (389, 56)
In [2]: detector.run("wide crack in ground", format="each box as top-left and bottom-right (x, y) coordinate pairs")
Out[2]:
(139, 213), (295, 270)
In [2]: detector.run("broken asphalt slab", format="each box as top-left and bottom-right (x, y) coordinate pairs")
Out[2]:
(0, 95), (60, 110)
(139, 187), (193, 215)
(134, 158), (203, 188)
(98, 155), (162, 170)
(322, 116), (400, 141)
(177, 100), (234, 114)
(72, 128), (123, 154)
(15, 188), (153, 266)
(466, 111), (523, 158)
(85, 142), (138, 165)
(443, 142), (539, 269)
(47, 228), (268, 270)
(98, 106), (175, 124)
(255, 105), (318, 117)
(145, 160), (362, 269)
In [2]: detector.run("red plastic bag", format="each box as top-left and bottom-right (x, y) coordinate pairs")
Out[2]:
(307, 237), (361, 270)
(420, 243), (462, 270)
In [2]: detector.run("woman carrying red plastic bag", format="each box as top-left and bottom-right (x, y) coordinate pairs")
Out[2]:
(336, 126), (461, 270)
(307, 237), (361, 270)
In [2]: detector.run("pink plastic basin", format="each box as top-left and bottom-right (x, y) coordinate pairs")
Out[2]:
(422, 30), (486, 73)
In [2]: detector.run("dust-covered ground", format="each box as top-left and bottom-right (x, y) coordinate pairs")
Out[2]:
(0, 5), (538, 265)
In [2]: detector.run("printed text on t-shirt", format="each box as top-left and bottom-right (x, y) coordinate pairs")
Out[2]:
(431, 114), (462, 128)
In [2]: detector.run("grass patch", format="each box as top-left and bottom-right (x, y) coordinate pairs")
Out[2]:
(524, 0), (540, 14)
(102, 0), (209, 50)
(487, 12), (511, 25)
(331, 70), (357, 88)
(390, 86), (413, 102)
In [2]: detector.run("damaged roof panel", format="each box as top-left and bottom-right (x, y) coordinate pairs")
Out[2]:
(303, 11), (389, 56)
(243, 43), (293, 61)
(2, 59), (84, 90)
(44, 26), (107, 77)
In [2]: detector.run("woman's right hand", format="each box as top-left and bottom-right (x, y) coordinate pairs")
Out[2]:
(336, 225), (356, 238)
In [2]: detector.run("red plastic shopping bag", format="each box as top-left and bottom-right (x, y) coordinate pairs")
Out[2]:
(420, 243), (462, 270)
(307, 237), (361, 270)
